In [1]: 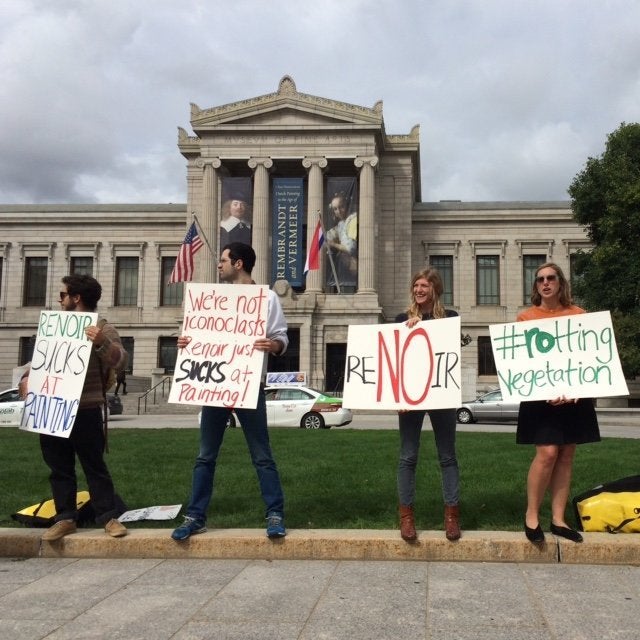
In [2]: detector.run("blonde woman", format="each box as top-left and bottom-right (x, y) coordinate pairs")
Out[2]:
(395, 268), (461, 542)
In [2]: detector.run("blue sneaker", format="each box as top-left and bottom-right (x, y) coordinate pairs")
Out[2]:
(171, 516), (206, 541)
(266, 513), (286, 538)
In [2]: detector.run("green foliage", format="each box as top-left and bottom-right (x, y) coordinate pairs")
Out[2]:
(1, 428), (638, 532)
(569, 122), (640, 377)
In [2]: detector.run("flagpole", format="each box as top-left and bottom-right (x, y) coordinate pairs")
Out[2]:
(317, 211), (342, 294)
(191, 212), (217, 262)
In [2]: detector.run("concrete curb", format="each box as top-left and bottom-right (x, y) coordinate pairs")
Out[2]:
(1, 528), (638, 565)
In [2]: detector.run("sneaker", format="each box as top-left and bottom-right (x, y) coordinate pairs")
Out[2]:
(266, 513), (286, 538)
(41, 519), (77, 541)
(105, 518), (128, 538)
(171, 516), (206, 541)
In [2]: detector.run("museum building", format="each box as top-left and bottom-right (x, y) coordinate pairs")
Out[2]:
(0, 76), (591, 396)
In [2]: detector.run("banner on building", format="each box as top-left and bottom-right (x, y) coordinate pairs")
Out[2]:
(20, 310), (97, 438)
(489, 310), (629, 402)
(220, 177), (253, 250)
(342, 317), (462, 410)
(325, 177), (358, 292)
(271, 178), (304, 286)
(168, 282), (268, 409)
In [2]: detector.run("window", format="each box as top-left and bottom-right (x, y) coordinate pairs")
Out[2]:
(120, 337), (134, 373)
(478, 336), (497, 376)
(429, 255), (454, 305)
(19, 336), (35, 365)
(476, 255), (499, 305)
(569, 253), (585, 305)
(522, 254), (546, 305)
(158, 336), (178, 374)
(70, 256), (93, 276)
(115, 257), (139, 306)
(161, 256), (183, 306)
(0, 257), (3, 297)
(23, 257), (48, 306)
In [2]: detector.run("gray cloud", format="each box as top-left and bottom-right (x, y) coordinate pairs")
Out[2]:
(1, 0), (638, 204)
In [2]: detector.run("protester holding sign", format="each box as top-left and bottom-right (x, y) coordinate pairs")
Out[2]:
(394, 268), (461, 542)
(18, 275), (128, 541)
(171, 242), (289, 541)
(517, 262), (600, 544)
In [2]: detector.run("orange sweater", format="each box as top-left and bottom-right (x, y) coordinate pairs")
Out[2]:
(517, 304), (585, 322)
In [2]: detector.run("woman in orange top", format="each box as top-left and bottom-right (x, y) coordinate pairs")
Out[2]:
(517, 262), (600, 544)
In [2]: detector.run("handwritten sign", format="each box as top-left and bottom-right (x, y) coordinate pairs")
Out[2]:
(20, 310), (97, 438)
(342, 317), (462, 410)
(168, 283), (268, 409)
(489, 310), (629, 401)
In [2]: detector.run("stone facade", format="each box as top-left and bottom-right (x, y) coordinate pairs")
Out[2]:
(0, 77), (592, 397)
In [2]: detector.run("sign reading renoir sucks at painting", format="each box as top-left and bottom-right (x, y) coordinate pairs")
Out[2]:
(21, 310), (97, 438)
(169, 283), (268, 409)
(489, 311), (628, 401)
(342, 316), (462, 410)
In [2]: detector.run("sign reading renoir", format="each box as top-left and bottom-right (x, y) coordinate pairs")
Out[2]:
(489, 310), (629, 401)
(169, 283), (268, 409)
(342, 316), (462, 410)
(21, 310), (97, 438)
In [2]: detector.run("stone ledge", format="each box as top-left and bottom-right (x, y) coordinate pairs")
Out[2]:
(1, 528), (638, 565)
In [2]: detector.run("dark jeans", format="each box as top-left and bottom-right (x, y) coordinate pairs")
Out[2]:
(39, 407), (119, 525)
(397, 408), (460, 507)
(186, 390), (285, 522)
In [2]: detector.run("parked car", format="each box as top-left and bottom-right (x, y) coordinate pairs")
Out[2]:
(0, 387), (123, 427)
(456, 389), (520, 424)
(197, 385), (353, 430)
(0, 388), (24, 427)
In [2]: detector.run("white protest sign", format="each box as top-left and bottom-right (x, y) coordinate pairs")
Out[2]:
(342, 316), (462, 410)
(489, 310), (629, 401)
(20, 310), (97, 438)
(168, 283), (268, 409)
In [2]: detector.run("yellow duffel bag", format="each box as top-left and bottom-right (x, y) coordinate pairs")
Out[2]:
(573, 476), (640, 533)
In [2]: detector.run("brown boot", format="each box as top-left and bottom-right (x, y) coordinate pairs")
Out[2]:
(399, 505), (417, 542)
(444, 505), (461, 541)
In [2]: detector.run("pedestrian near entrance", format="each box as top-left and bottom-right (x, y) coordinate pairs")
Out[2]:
(18, 274), (128, 541)
(517, 262), (600, 544)
(395, 268), (461, 542)
(171, 242), (289, 541)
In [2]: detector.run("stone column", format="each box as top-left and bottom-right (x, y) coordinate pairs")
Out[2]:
(302, 156), (328, 292)
(248, 157), (273, 284)
(354, 155), (378, 293)
(200, 158), (221, 282)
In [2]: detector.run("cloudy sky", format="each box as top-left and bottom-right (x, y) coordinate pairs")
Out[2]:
(1, 0), (638, 205)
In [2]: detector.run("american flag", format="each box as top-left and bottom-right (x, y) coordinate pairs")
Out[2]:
(169, 222), (204, 284)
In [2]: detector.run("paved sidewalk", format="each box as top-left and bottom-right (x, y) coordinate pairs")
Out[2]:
(1, 554), (638, 640)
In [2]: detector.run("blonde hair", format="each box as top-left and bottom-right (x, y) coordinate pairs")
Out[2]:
(407, 268), (446, 320)
(530, 262), (573, 307)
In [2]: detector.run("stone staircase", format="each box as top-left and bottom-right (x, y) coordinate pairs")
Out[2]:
(111, 376), (199, 416)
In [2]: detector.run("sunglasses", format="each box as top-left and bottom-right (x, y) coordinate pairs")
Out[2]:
(59, 291), (71, 300)
(535, 274), (558, 284)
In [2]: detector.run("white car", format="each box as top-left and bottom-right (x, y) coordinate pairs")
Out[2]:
(0, 388), (24, 427)
(198, 386), (353, 430)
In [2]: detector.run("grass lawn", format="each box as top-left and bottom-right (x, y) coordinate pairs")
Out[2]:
(1, 427), (637, 532)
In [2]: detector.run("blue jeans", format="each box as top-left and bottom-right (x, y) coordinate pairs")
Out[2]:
(186, 390), (285, 522)
(397, 408), (459, 507)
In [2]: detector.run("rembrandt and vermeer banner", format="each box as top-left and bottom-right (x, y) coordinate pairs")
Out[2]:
(489, 310), (629, 401)
(271, 178), (304, 286)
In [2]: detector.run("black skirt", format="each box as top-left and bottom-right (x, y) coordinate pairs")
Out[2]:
(516, 398), (600, 445)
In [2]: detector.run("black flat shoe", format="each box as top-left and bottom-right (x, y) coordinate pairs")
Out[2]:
(550, 523), (583, 543)
(524, 522), (545, 543)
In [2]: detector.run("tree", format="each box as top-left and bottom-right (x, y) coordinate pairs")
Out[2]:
(569, 122), (640, 377)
